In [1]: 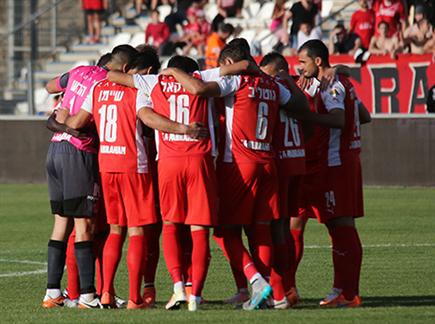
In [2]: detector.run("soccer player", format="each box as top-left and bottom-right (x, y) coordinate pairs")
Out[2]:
(162, 44), (310, 310)
(296, 39), (371, 307)
(258, 52), (307, 309)
(42, 45), (137, 309)
(109, 55), (219, 311)
(57, 54), (207, 309)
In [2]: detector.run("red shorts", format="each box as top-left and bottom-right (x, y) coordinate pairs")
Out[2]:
(218, 162), (279, 225)
(82, 0), (104, 11)
(100, 172), (158, 227)
(158, 156), (218, 226)
(297, 168), (327, 221)
(278, 175), (304, 219)
(323, 157), (364, 221)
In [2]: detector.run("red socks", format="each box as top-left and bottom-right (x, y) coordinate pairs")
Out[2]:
(250, 223), (273, 278)
(143, 223), (161, 285)
(102, 233), (123, 295)
(180, 226), (193, 284)
(162, 224), (183, 283)
(127, 235), (145, 304)
(66, 233), (80, 300)
(93, 233), (107, 296)
(231, 265), (248, 291)
(213, 227), (259, 282)
(191, 229), (211, 297)
(328, 226), (363, 300)
(289, 228), (304, 288)
(270, 242), (291, 300)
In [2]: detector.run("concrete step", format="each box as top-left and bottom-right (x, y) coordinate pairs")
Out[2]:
(71, 43), (109, 52)
(44, 62), (83, 74)
(34, 71), (59, 82)
(58, 51), (99, 63)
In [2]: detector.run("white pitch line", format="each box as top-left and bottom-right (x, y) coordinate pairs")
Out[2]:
(305, 243), (435, 249)
(0, 243), (434, 278)
(0, 258), (47, 265)
(0, 269), (47, 278)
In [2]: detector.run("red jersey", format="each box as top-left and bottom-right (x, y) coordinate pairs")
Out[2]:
(373, 0), (406, 36)
(318, 75), (361, 167)
(274, 77), (306, 176)
(350, 9), (375, 49)
(133, 74), (216, 159)
(82, 80), (149, 173)
(217, 73), (291, 163)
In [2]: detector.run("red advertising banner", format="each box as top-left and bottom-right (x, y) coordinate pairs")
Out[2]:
(283, 54), (435, 114)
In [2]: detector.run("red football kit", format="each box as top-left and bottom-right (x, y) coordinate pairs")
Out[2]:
(274, 77), (306, 219)
(350, 9), (375, 49)
(82, 80), (157, 227)
(216, 73), (291, 225)
(133, 73), (218, 226)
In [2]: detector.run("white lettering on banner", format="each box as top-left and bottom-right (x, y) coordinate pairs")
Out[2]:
(248, 87), (276, 101)
(242, 140), (271, 151)
(70, 80), (87, 97)
(100, 145), (126, 155)
(98, 90), (124, 102)
(279, 149), (305, 159)
(162, 133), (198, 142)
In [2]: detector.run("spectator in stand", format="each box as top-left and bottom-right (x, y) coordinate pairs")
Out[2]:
(211, 0), (244, 31)
(288, 0), (319, 48)
(350, 0), (376, 49)
(164, 0), (208, 33)
(135, 0), (161, 16)
(404, 16), (434, 53)
(205, 22), (234, 68)
(369, 20), (404, 57)
(145, 10), (171, 55)
(373, 0), (407, 37)
(181, 7), (211, 56)
(427, 85), (435, 113)
(82, 0), (107, 43)
(329, 23), (362, 55)
(297, 21), (322, 49)
(270, 0), (292, 50)
(407, 1), (435, 26)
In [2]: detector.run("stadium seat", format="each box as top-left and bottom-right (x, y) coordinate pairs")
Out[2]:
(242, 2), (261, 19)
(204, 3), (218, 22)
(129, 32), (145, 47)
(158, 5), (172, 20)
(321, 0), (334, 18)
(99, 32), (132, 54)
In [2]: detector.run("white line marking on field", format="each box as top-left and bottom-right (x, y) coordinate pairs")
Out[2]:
(0, 243), (434, 278)
(0, 269), (47, 278)
(0, 259), (47, 265)
(305, 243), (435, 249)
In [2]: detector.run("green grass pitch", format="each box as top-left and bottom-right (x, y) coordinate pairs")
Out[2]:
(1, 184), (435, 323)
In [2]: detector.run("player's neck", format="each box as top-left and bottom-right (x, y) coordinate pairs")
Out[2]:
(317, 66), (331, 80)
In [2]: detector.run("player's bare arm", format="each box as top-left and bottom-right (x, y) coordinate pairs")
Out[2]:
(309, 108), (345, 129)
(161, 68), (221, 97)
(61, 109), (92, 130)
(137, 107), (209, 139)
(359, 101), (371, 124)
(218, 60), (260, 76)
(278, 73), (311, 120)
(107, 70), (135, 88)
(46, 112), (84, 138)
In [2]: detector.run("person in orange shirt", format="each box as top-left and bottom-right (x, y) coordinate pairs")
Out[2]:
(205, 23), (234, 69)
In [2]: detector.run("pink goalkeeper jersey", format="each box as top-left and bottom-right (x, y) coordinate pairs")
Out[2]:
(51, 65), (108, 153)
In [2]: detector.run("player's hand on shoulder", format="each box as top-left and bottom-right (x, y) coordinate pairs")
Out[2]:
(160, 68), (177, 76)
(297, 75), (312, 91)
(185, 122), (209, 139)
(54, 108), (69, 123)
(320, 68), (337, 91)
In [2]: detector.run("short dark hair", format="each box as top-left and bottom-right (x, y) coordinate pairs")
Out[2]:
(167, 55), (199, 73)
(218, 44), (250, 63)
(218, 22), (235, 35)
(334, 23), (346, 30)
(97, 53), (112, 67)
(111, 44), (138, 66)
(377, 20), (389, 28)
(228, 38), (251, 55)
(134, 45), (161, 73)
(298, 39), (329, 66)
(259, 52), (289, 72)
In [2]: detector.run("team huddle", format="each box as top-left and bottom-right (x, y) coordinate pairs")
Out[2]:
(42, 38), (370, 311)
